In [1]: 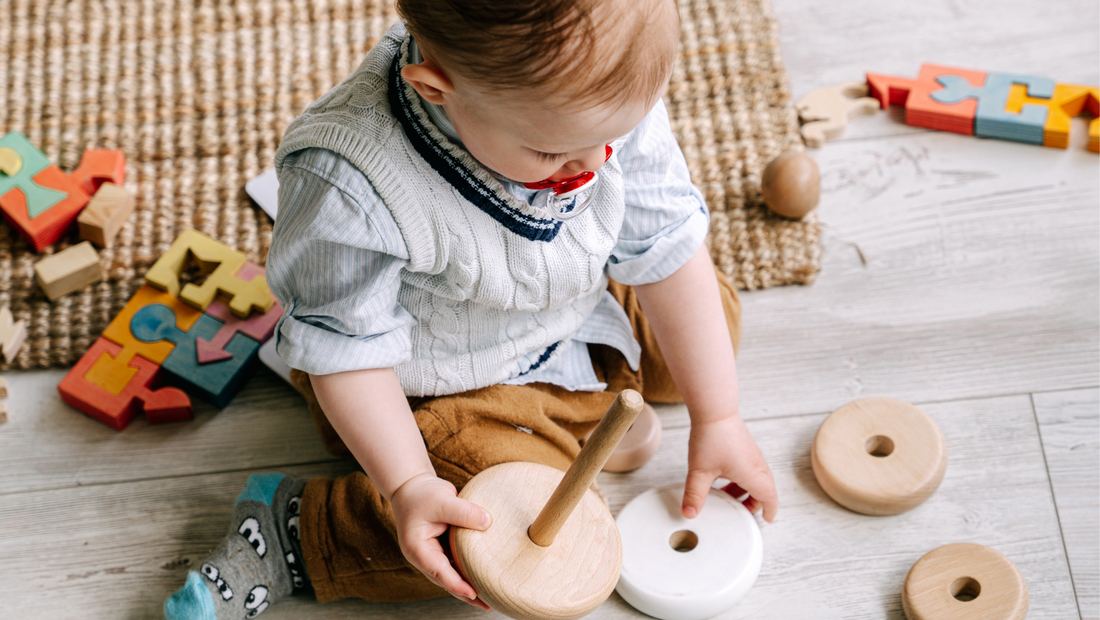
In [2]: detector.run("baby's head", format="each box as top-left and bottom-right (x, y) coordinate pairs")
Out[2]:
(397, 0), (680, 184)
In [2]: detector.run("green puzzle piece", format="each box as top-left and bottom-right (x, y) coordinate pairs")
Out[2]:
(0, 131), (67, 217)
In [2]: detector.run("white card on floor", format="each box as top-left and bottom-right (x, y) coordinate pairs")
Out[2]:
(259, 338), (293, 385)
(245, 168), (280, 220)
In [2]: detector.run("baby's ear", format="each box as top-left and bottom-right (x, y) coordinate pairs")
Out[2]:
(401, 61), (455, 105)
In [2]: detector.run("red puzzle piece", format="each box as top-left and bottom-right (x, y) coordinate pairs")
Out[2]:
(867, 64), (988, 135)
(70, 148), (126, 196)
(0, 164), (90, 251)
(58, 337), (192, 431)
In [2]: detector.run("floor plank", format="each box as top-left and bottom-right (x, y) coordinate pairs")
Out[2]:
(0, 395), (1076, 619)
(1035, 388), (1100, 620)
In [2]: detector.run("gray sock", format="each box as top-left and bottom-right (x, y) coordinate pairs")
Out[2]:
(165, 473), (308, 619)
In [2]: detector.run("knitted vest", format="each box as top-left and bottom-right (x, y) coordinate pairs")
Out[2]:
(274, 23), (625, 396)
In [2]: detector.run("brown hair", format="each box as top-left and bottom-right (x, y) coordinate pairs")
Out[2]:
(396, 0), (679, 109)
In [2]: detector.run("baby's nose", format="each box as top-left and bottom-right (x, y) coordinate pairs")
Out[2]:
(564, 145), (610, 173)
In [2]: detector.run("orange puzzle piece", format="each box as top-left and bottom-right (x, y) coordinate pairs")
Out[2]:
(867, 64), (988, 135)
(0, 163), (90, 252)
(1006, 83), (1100, 149)
(69, 148), (126, 196)
(58, 337), (192, 431)
(145, 229), (275, 318)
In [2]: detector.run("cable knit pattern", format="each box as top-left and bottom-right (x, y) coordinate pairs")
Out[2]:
(274, 23), (624, 396)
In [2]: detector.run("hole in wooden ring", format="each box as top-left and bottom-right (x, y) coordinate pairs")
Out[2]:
(950, 577), (981, 602)
(669, 530), (698, 552)
(865, 435), (895, 457)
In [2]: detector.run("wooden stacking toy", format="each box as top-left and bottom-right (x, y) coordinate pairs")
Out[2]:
(615, 484), (763, 620)
(903, 543), (1028, 620)
(812, 397), (947, 516)
(796, 81), (880, 147)
(450, 390), (643, 620)
(582, 401), (662, 473)
(761, 151), (820, 219)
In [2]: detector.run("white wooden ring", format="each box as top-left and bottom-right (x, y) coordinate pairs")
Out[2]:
(615, 485), (762, 620)
(902, 543), (1028, 620)
(583, 403), (662, 473)
(812, 397), (947, 515)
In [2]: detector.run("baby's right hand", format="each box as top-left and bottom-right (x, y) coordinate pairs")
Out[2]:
(389, 472), (493, 610)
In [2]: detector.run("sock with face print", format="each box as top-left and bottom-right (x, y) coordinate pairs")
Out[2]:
(165, 473), (308, 620)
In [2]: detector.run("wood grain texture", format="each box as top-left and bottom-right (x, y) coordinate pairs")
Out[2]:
(1035, 388), (1099, 620)
(902, 543), (1028, 620)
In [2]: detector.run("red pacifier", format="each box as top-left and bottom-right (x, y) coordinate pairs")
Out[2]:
(525, 144), (613, 221)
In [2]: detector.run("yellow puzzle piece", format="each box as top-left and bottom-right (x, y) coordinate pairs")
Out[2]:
(1006, 83), (1100, 150)
(145, 229), (274, 318)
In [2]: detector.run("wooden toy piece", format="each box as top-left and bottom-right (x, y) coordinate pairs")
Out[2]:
(0, 376), (7, 398)
(902, 543), (1028, 620)
(96, 285), (203, 390)
(0, 147), (22, 176)
(582, 402), (662, 472)
(868, 65), (989, 135)
(0, 132), (66, 214)
(58, 337), (192, 431)
(131, 304), (261, 408)
(451, 389), (644, 620)
(933, 72), (1055, 144)
(1091, 118), (1100, 153)
(145, 229), (275, 318)
(812, 397), (947, 516)
(761, 151), (820, 219)
(0, 132), (91, 252)
(1006, 83), (1100, 149)
(33, 241), (103, 301)
(0, 307), (27, 363)
(0, 400), (6, 423)
(796, 82), (880, 147)
(69, 148), (125, 197)
(197, 295), (281, 364)
(77, 182), (135, 248)
(615, 484), (763, 620)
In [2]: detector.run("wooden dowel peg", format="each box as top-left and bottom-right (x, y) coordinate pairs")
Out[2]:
(529, 389), (643, 547)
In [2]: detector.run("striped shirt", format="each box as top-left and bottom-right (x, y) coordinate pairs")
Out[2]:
(270, 97), (708, 392)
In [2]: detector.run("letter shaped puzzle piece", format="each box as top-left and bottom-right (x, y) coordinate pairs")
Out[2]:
(1006, 83), (1100, 150)
(796, 82), (880, 147)
(59, 337), (192, 431)
(932, 72), (1056, 144)
(867, 65), (989, 135)
(145, 229), (275, 318)
(195, 261), (281, 364)
(0, 132), (90, 251)
(131, 304), (261, 408)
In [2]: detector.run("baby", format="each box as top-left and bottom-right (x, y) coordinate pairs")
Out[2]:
(165, 0), (777, 618)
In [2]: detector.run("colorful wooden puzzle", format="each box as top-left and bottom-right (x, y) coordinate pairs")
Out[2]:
(0, 132), (129, 251)
(58, 230), (282, 430)
(866, 64), (1098, 151)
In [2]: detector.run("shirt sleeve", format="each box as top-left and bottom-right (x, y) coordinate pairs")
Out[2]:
(267, 147), (415, 375)
(606, 99), (710, 286)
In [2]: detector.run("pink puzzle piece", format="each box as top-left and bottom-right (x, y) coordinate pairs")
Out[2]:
(195, 262), (282, 364)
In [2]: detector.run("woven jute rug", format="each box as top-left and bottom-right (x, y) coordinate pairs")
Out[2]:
(0, 0), (818, 370)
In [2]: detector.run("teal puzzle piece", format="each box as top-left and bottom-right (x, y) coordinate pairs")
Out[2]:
(130, 304), (261, 408)
(932, 73), (1056, 144)
(0, 131), (67, 216)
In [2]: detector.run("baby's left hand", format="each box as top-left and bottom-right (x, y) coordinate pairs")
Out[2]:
(683, 414), (778, 523)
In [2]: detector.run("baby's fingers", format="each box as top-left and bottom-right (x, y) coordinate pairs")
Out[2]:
(434, 495), (492, 531)
(739, 469), (779, 523)
(681, 469), (717, 518)
(411, 541), (491, 610)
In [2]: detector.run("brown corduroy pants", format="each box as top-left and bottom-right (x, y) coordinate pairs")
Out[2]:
(289, 271), (741, 603)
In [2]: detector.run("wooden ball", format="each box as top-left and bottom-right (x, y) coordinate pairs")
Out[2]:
(761, 151), (820, 219)
(811, 398), (947, 515)
(451, 462), (621, 620)
(583, 403), (662, 473)
(903, 543), (1028, 620)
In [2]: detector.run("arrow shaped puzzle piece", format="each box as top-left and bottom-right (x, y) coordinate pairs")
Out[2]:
(196, 262), (282, 364)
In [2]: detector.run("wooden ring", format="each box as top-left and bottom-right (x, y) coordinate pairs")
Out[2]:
(903, 543), (1028, 620)
(583, 403), (662, 473)
(811, 398), (947, 515)
(615, 485), (762, 620)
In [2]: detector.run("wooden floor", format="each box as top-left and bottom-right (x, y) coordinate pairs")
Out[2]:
(2, 0), (1097, 618)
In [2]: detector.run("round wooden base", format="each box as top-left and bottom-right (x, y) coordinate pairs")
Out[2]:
(583, 403), (662, 473)
(450, 462), (620, 620)
(903, 543), (1028, 620)
(811, 397), (947, 515)
(615, 485), (762, 620)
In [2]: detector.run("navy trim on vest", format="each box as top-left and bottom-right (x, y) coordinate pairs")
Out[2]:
(387, 54), (562, 242)
(515, 341), (563, 377)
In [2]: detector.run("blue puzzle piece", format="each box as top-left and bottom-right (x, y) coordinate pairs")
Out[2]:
(0, 131), (68, 216)
(932, 73), (1055, 144)
(131, 304), (261, 408)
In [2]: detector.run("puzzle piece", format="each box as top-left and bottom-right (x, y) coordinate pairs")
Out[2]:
(34, 241), (103, 301)
(95, 285), (203, 389)
(197, 295), (281, 364)
(0, 160), (91, 252)
(69, 148), (126, 197)
(145, 229), (275, 318)
(0, 132), (67, 214)
(1006, 83), (1100, 149)
(0, 307), (27, 364)
(932, 72), (1055, 144)
(58, 337), (192, 431)
(78, 182), (135, 248)
(131, 304), (261, 407)
(0, 147), (22, 176)
(868, 65), (988, 135)
(796, 82), (880, 147)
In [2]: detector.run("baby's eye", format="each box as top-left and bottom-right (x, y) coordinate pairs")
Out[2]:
(533, 150), (566, 162)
